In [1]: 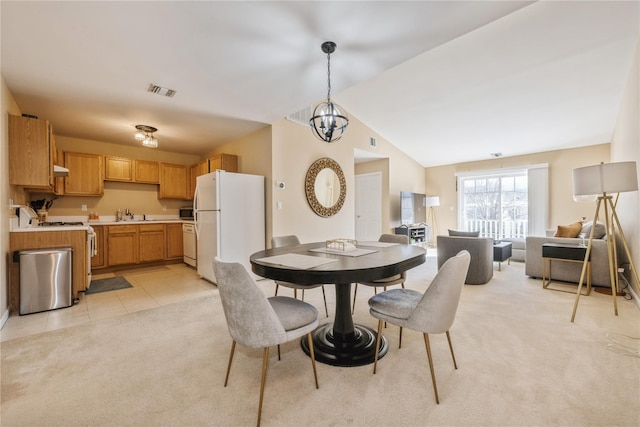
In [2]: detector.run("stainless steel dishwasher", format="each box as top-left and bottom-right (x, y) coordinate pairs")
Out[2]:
(17, 247), (73, 315)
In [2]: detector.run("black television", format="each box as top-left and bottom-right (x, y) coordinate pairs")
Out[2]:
(400, 191), (426, 225)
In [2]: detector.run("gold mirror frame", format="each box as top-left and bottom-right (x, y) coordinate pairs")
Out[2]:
(305, 157), (346, 217)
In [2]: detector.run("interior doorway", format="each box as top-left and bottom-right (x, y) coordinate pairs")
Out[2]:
(355, 172), (382, 241)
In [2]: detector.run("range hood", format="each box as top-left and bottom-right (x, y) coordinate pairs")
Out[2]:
(54, 164), (69, 177)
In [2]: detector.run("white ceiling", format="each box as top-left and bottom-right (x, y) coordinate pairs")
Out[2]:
(1, 1), (638, 167)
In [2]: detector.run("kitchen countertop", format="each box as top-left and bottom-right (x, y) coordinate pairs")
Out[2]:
(88, 219), (185, 226)
(11, 225), (91, 233)
(10, 216), (189, 232)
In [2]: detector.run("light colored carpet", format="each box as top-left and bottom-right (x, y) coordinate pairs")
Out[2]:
(2, 257), (639, 426)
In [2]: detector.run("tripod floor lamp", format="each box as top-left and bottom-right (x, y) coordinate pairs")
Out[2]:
(425, 196), (440, 247)
(571, 161), (639, 322)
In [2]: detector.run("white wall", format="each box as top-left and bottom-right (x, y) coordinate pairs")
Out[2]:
(611, 38), (640, 297)
(270, 111), (425, 244)
(424, 144), (611, 236)
(1, 76), (22, 327)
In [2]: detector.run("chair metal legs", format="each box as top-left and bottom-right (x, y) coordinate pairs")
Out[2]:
(373, 328), (457, 405)
(446, 330), (458, 369)
(423, 333), (440, 404)
(257, 347), (269, 427)
(305, 287), (329, 318)
(224, 340), (236, 387)
(373, 319), (383, 374)
(422, 331), (456, 404)
(226, 339), (318, 427)
(307, 332), (319, 389)
(320, 286), (329, 317)
(351, 284), (359, 314)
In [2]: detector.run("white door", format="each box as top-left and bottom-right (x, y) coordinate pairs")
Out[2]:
(355, 172), (382, 241)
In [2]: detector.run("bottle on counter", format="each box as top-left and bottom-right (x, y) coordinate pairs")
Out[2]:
(116, 209), (122, 222)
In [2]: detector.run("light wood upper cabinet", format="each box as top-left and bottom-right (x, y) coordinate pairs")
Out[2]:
(134, 160), (160, 183)
(159, 163), (189, 199)
(64, 152), (104, 196)
(8, 115), (57, 190)
(187, 154), (238, 199)
(105, 156), (133, 182)
(209, 153), (238, 173)
(104, 156), (159, 184)
(189, 160), (209, 199)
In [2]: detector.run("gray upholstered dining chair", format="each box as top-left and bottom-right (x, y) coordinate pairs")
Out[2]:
(352, 233), (410, 315)
(213, 258), (319, 427)
(368, 250), (471, 404)
(271, 235), (329, 317)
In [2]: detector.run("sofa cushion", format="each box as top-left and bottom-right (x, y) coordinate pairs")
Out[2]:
(448, 229), (480, 237)
(580, 221), (606, 239)
(553, 222), (582, 238)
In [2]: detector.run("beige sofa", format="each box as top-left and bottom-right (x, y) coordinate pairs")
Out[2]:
(525, 236), (623, 288)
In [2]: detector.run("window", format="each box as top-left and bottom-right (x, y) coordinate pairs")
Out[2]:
(457, 165), (548, 239)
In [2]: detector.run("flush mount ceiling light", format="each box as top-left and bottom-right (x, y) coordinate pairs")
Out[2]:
(309, 41), (349, 143)
(134, 124), (158, 148)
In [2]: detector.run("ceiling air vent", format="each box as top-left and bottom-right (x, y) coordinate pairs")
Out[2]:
(147, 84), (176, 97)
(286, 106), (313, 127)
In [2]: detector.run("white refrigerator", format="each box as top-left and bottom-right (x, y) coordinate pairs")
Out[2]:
(194, 170), (265, 283)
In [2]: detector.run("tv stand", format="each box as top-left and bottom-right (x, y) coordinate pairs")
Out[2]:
(395, 224), (430, 245)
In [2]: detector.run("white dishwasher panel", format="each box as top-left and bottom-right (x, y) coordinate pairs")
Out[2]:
(182, 223), (197, 267)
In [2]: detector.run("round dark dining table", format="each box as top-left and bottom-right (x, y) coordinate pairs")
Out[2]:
(250, 241), (426, 367)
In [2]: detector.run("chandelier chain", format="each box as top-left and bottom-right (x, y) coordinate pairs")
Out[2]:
(326, 51), (332, 101)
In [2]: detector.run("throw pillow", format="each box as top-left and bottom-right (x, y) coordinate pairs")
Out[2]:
(580, 221), (606, 239)
(553, 221), (582, 238)
(448, 229), (480, 237)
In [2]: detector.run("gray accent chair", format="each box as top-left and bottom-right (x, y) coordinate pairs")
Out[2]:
(213, 258), (319, 427)
(368, 250), (471, 404)
(271, 235), (329, 317)
(437, 235), (493, 284)
(352, 233), (410, 314)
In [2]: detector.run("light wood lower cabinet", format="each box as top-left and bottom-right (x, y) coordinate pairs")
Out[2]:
(165, 223), (183, 259)
(96, 222), (184, 269)
(139, 224), (165, 262)
(107, 225), (138, 266)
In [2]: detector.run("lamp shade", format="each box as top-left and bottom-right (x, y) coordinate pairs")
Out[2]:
(572, 161), (638, 196)
(424, 196), (440, 207)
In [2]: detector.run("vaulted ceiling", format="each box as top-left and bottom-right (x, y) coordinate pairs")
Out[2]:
(2, 1), (638, 167)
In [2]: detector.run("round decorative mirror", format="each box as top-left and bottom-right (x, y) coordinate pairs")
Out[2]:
(305, 158), (346, 217)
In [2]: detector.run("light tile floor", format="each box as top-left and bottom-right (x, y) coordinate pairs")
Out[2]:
(1, 263), (215, 342)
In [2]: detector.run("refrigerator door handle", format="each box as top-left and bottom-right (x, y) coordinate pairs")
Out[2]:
(193, 182), (201, 239)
